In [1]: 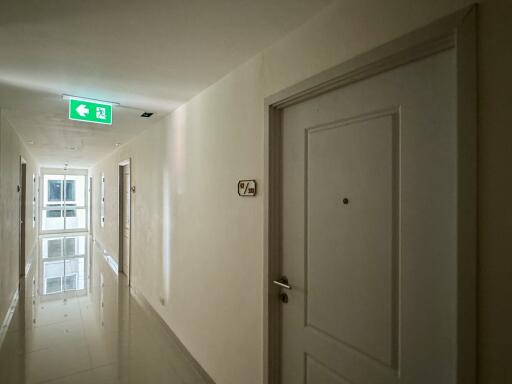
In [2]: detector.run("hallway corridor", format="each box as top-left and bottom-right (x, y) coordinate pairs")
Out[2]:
(0, 234), (208, 384)
(0, 1), (510, 383)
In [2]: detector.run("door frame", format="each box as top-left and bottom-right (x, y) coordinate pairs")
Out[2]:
(118, 158), (132, 284)
(263, 6), (477, 384)
(19, 156), (27, 280)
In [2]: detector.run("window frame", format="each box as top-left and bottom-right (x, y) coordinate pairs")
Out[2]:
(40, 168), (89, 234)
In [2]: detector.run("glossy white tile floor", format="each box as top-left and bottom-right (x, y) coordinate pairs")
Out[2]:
(0, 234), (208, 384)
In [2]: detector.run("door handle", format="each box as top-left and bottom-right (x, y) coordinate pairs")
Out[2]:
(273, 277), (292, 290)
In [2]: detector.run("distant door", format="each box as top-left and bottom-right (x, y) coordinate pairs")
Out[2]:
(278, 50), (459, 384)
(19, 159), (27, 279)
(119, 162), (131, 279)
(89, 177), (93, 234)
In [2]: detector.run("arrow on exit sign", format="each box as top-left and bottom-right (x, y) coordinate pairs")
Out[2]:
(68, 97), (113, 125)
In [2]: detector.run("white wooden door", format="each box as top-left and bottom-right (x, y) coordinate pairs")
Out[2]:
(280, 50), (457, 384)
(122, 165), (131, 276)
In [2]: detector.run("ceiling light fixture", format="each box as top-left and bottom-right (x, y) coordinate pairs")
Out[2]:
(141, 112), (154, 118)
(115, 143), (121, 147)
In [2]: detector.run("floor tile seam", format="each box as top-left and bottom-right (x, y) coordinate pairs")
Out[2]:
(8, 337), (90, 357)
(76, 291), (95, 372)
(35, 367), (93, 384)
(6, 316), (82, 334)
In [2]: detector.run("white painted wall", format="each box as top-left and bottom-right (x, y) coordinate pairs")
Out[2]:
(0, 111), (39, 323)
(91, 0), (512, 383)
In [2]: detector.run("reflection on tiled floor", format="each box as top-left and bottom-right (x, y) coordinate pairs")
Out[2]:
(0, 234), (208, 384)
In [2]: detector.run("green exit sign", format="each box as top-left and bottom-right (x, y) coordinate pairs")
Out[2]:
(69, 97), (113, 125)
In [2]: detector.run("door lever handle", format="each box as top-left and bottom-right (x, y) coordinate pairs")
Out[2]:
(273, 277), (292, 290)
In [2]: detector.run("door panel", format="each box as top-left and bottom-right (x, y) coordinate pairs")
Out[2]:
(306, 355), (351, 384)
(280, 50), (457, 384)
(307, 112), (398, 369)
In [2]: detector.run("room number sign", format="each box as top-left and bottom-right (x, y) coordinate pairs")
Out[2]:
(238, 180), (257, 196)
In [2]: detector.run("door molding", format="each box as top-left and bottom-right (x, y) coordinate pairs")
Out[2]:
(263, 5), (477, 384)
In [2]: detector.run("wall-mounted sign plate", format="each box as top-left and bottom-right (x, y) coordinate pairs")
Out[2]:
(238, 180), (257, 197)
(69, 97), (113, 125)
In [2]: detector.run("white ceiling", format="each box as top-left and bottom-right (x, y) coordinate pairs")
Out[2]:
(0, 0), (331, 168)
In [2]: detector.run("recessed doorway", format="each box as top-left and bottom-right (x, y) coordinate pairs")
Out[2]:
(19, 157), (27, 280)
(118, 159), (131, 283)
(264, 7), (477, 384)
